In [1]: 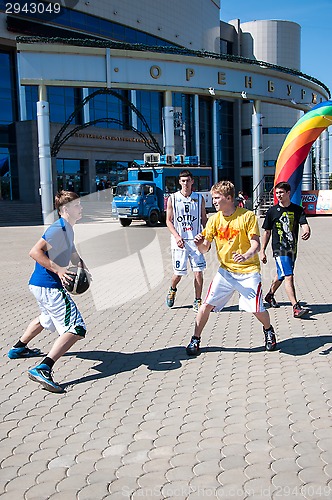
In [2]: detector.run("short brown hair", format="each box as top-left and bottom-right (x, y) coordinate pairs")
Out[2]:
(275, 181), (291, 192)
(211, 181), (235, 199)
(178, 169), (193, 179)
(55, 190), (79, 214)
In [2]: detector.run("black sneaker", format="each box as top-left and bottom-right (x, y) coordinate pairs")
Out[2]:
(293, 302), (310, 318)
(263, 325), (277, 351)
(186, 336), (201, 356)
(264, 293), (280, 308)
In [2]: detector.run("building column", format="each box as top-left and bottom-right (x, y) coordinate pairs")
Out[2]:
(130, 90), (138, 130)
(37, 85), (54, 224)
(212, 99), (218, 184)
(302, 153), (312, 191)
(233, 100), (242, 190)
(194, 94), (200, 162)
(16, 52), (27, 121)
(82, 88), (90, 123)
(252, 100), (263, 211)
(320, 129), (329, 190)
(162, 90), (174, 156)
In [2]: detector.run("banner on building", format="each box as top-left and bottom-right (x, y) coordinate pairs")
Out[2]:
(301, 190), (332, 215)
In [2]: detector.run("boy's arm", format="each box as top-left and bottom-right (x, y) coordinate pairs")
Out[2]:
(201, 196), (207, 228)
(301, 223), (311, 240)
(233, 234), (260, 262)
(29, 238), (73, 285)
(166, 196), (184, 248)
(259, 229), (271, 264)
(193, 233), (211, 254)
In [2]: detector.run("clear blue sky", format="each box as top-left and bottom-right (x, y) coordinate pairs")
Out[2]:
(220, 0), (331, 96)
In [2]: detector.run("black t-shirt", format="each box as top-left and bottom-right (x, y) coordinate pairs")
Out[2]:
(262, 203), (308, 258)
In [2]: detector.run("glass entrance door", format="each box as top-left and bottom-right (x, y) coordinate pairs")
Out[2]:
(0, 150), (11, 200)
(56, 159), (83, 194)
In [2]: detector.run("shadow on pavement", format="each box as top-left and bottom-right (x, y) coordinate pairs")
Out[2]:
(63, 334), (332, 388)
(63, 346), (189, 388)
(308, 304), (332, 315)
(277, 335), (332, 355)
(203, 335), (332, 356)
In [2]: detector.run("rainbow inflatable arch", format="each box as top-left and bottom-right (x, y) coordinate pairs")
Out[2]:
(274, 100), (332, 204)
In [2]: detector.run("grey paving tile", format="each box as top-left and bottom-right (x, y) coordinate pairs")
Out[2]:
(298, 466), (331, 484)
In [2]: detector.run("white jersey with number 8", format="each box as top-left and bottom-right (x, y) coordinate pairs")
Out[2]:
(170, 191), (203, 249)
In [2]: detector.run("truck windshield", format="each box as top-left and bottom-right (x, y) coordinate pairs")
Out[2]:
(116, 184), (142, 197)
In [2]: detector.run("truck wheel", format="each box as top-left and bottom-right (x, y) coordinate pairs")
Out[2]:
(146, 210), (159, 227)
(119, 218), (132, 227)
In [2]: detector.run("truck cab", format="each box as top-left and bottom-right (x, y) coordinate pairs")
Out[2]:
(112, 180), (162, 226)
(112, 156), (213, 227)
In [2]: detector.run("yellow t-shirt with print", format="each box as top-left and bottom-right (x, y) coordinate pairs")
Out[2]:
(202, 207), (261, 274)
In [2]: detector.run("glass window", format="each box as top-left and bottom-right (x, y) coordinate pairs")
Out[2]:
(136, 91), (162, 134)
(0, 51), (16, 125)
(216, 100), (234, 181)
(89, 89), (130, 129)
(95, 160), (130, 187)
(199, 97), (213, 166)
(48, 87), (82, 124)
(0, 149), (11, 200)
(2, 2), (177, 48)
(173, 93), (195, 155)
(25, 86), (38, 120)
(99, 18), (113, 37)
(193, 176), (210, 191)
(70, 11), (87, 30)
(116, 183), (143, 197)
(165, 176), (177, 193)
(56, 158), (83, 193)
(220, 39), (233, 55)
(262, 127), (291, 135)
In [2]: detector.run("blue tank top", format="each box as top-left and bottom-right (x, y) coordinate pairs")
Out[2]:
(29, 218), (75, 288)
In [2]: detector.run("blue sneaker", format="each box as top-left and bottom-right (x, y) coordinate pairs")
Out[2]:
(28, 365), (64, 393)
(8, 346), (41, 359)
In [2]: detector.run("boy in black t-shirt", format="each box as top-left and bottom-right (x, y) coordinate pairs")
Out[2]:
(260, 182), (311, 318)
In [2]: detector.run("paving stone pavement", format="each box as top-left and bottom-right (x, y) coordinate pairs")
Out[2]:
(1, 212), (332, 500)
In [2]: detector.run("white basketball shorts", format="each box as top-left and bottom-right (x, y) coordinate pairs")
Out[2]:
(172, 240), (206, 276)
(29, 285), (86, 337)
(204, 267), (265, 313)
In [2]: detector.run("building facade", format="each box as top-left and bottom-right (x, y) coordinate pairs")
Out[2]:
(0, 0), (329, 211)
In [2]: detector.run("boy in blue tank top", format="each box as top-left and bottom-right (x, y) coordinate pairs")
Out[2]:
(8, 191), (88, 393)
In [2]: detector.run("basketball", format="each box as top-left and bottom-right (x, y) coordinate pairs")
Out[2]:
(64, 267), (91, 295)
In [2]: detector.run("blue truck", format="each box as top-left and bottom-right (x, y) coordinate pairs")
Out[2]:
(112, 156), (213, 227)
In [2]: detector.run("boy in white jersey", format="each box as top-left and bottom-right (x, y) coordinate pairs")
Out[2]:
(166, 170), (207, 312)
(186, 180), (277, 355)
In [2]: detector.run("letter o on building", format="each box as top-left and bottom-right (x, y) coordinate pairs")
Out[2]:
(150, 65), (161, 79)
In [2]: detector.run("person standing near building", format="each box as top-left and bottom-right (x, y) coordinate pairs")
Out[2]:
(8, 190), (88, 393)
(237, 190), (246, 208)
(186, 180), (277, 355)
(166, 170), (207, 312)
(260, 181), (311, 318)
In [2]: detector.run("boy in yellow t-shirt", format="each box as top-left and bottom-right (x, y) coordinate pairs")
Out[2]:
(186, 181), (277, 356)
